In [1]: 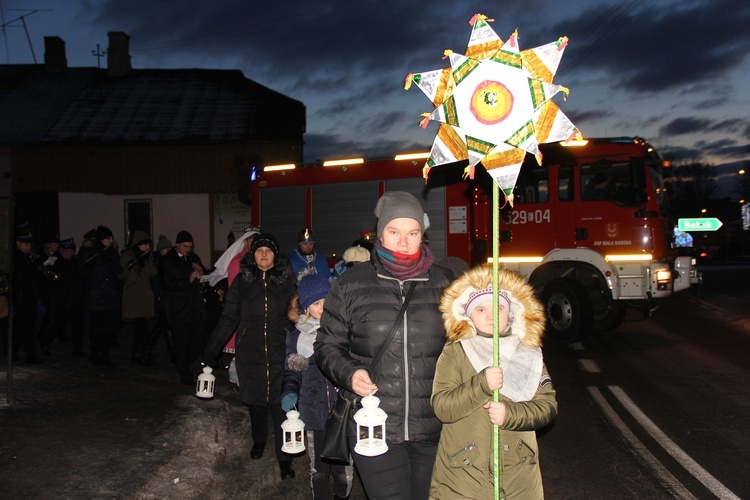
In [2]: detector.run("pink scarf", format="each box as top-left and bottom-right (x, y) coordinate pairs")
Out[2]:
(375, 240), (435, 280)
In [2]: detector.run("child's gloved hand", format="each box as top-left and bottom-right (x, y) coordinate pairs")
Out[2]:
(484, 366), (503, 391)
(281, 393), (298, 412)
(483, 401), (507, 426)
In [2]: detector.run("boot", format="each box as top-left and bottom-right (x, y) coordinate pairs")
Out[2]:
(250, 442), (265, 459)
(278, 461), (295, 480)
(164, 330), (176, 363)
(144, 328), (158, 366)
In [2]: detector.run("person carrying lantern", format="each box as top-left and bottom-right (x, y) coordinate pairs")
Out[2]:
(202, 233), (297, 480)
(282, 273), (353, 499)
(315, 191), (454, 499)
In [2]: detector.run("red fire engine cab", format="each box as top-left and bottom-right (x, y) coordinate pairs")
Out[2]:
(251, 137), (700, 342)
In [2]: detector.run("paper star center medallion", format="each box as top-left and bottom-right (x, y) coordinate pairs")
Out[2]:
(471, 80), (513, 125)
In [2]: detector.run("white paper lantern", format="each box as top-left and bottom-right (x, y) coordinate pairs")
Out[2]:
(353, 395), (388, 456)
(195, 366), (215, 399)
(281, 410), (306, 453)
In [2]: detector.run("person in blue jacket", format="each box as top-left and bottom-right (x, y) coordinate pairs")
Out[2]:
(287, 228), (331, 281)
(282, 273), (353, 500)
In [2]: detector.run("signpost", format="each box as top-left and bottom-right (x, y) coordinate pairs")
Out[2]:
(678, 218), (723, 231)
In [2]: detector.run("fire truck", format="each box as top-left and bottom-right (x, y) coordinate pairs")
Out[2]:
(250, 137), (700, 342)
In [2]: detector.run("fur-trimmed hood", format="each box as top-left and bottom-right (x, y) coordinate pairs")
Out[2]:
(439, 264), (545, 348)
(239, 252), (295, 285)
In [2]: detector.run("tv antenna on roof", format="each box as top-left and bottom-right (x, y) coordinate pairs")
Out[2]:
(92, 43), (107, 68)
(0, 8), (51, 64)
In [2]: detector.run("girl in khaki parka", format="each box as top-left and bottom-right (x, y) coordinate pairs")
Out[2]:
(430, 264), (557, 499)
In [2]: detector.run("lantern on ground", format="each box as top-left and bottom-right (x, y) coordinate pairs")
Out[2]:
(281, 410), (306, 453)
(353, 395), (388, 456)
(195, 366), (215, 399)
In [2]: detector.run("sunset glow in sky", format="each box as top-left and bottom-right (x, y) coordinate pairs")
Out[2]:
(2, 0), (748, 189)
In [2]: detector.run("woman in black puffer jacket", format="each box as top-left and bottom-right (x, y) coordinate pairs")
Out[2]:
(202, 234), (297, 480)
(315, 191), (454, 500)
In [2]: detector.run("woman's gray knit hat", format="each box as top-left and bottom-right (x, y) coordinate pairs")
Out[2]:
(374, 191), (430, 236)
(156, 234), (173, 251)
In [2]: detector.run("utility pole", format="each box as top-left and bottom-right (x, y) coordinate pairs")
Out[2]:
(91, 43), (107, 68)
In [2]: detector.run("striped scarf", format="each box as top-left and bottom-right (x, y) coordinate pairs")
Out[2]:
(375, 240), (435, 280)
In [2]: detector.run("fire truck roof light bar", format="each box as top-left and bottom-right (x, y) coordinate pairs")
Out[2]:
(264, 164), (296, 171)
(605, 254), (653, 262)
(487, 256), (545, 263)
(560, 139), (589, 147)
(394, 152), (431, 161)
(323, 158), (364, 167)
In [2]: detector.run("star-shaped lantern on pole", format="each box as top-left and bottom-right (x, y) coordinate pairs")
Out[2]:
(405, 14), (581, 205)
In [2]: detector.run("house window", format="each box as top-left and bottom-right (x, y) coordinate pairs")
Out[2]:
(124, 199), (153, 246)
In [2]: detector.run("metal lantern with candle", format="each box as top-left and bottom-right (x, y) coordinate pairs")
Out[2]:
(280, 410), (306, 453)
(195, 366), (215, 399)
(353, 395), (388, 456)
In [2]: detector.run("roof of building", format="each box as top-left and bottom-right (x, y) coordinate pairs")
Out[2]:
(0, 65), (306, 145)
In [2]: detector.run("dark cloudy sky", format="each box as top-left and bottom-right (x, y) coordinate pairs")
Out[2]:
(2, 0), (749, 176)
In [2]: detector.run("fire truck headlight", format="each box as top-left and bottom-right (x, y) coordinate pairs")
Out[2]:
(655, 269), (671, 282)
(655, 269), (672, 290)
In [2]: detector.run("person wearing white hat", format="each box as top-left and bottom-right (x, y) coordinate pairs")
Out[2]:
(330, 244), (371, 281)
(431, 264), (557, 498)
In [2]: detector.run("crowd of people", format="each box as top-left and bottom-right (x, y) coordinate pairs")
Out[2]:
(2, 224), (212, 382)
(4, 190), (559, 499)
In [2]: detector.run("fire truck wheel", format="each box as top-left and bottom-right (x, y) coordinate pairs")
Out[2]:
(542, 279), (593, 343)
(591, 303), (628, 332)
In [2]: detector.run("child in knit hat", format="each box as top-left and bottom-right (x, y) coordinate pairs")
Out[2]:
(430, 264), (558, 499)
(281, 274), (353, 500)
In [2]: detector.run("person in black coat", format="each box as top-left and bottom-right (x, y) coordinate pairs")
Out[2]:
(78, 225), (122, 367)
(314, 191), (454, 500)
(40, 238), (86, 357)
(202, 233), (297, 480)
(145, 235), (175, 365)
(159, 230), (207, 385)
(11, 225), (42, 363)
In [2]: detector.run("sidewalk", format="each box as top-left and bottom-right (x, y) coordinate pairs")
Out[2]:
(0, 340), (363, 499)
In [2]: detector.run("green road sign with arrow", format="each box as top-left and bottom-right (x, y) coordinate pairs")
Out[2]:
(678, 218), (723, 231)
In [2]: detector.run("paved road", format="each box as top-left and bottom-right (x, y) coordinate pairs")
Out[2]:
(2, 264), (747, 499)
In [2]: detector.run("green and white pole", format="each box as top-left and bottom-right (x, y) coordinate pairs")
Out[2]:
(492, 181), (502, 500)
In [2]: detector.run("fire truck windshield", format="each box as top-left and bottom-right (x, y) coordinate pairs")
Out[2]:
(649, 163), (669, 210)
(580, 160), (645, 207)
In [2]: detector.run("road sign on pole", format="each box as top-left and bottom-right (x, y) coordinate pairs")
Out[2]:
(678, 218), (723, 231)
